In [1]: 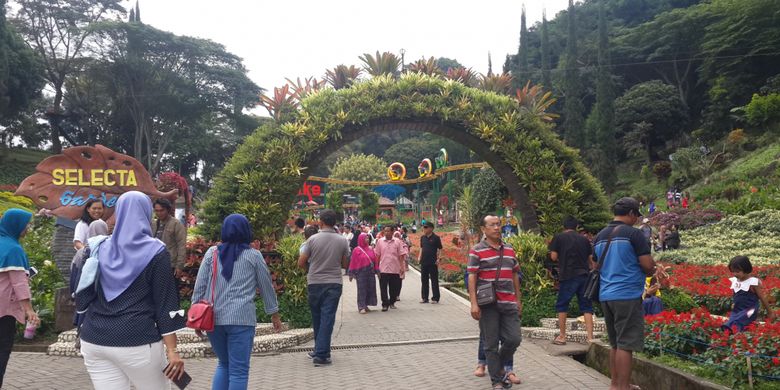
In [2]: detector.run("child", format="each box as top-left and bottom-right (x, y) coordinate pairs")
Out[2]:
(723, 256), (775, 333)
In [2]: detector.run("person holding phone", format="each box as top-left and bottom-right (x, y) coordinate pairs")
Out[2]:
(75, 192), (187, 389)
(0, 208), (39, 388)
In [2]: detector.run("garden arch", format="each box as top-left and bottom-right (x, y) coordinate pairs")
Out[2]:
(202, 74), (610, 241)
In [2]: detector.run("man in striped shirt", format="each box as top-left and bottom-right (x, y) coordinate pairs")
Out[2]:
(468, 215), (522, 389)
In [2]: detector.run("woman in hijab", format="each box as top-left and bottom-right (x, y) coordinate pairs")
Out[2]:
(0, 208), (39, 388)
(348, 233), (378, 314)
(192, 214), (282, 390)
(75, 191), (186, 389)
(69, 219), (109, 327)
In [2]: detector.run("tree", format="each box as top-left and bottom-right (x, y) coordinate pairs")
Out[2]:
(0, 0), (44, 122)
(88, 21), (261, 173)
(435, 57), (463, 73)
(585, 0), (617, 189)
(515, 5), (529, 86)
(562, 0), (586, 150)
(328, 153), (388, 184)
(540, 10), (552, 90)
(469, 168), (505, 229)
(11, 0), (124, 153)
(614, 80), (688, 165)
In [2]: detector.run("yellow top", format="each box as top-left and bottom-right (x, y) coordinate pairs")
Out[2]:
(645, 277), (661, 297)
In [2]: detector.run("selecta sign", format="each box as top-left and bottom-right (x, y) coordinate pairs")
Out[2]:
(15, 145), (177, 221)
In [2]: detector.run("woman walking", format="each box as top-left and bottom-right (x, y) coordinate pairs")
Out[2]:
(69, 220), (109, 327)
(75, 191), (186, 389)
(348, 233), (378, 314)
(192, 214), (282, 390)
(0, 209), (39, 388)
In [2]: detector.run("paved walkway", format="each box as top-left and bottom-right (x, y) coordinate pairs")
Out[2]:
(4, 270), (611, 389)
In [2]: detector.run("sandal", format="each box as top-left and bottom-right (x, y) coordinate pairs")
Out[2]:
(506, 372), (522, 384)
(552, 335), (567, 345)
(473, 364), (486, 377)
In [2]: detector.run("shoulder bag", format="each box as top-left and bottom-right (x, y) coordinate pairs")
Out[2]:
(584, 226), (621, 303)
(187, 249), (218, 332)
(476, 245), (504, 307)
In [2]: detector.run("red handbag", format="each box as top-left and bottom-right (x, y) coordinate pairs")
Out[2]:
(187, 249), (218, 332)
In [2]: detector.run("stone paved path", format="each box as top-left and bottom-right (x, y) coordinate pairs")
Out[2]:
(4, 269), (611, 389)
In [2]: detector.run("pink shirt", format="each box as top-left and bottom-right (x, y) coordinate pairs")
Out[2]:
(375, 237), (407, 274)
(0, 270), (32, 324)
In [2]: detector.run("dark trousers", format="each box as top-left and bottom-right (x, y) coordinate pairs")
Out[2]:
(307, 283), (343, 359)
(0, 315), (17, 388)
(479, 305), (521, 385)
(379, 273), (401, 308)
(420, 263), (440, 302)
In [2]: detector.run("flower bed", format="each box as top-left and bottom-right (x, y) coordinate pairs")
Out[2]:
(658, 209), (780, 265)
(648, 207), (723, 230)
(645, 308), (780, 388)
(664, 263), (780, 314)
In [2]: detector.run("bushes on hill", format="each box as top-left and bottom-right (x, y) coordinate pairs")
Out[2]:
(648, 207), (723, 230)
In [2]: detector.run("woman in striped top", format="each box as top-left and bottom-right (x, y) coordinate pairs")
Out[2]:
(192, 214), (282, 390)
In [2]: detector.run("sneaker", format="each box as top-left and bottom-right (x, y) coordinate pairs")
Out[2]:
(419, 300), (429, 304)
(431, 300), (439, 304)
(382, 306), (389, 312)
(312, 357), (332, 366)
(389, 304), (397, 309)
(307, 351), (315, 359)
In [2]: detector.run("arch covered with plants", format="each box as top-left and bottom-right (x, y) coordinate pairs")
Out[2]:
(202, 73), (610, 241)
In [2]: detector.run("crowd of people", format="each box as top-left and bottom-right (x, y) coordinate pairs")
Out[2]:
(0, 193), (776, 389)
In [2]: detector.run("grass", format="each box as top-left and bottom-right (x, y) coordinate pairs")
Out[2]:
(643, 353), (780, 390)
(0, 147), (51, 185)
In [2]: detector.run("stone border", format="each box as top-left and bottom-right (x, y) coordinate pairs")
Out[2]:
(585, 342), (731, 390)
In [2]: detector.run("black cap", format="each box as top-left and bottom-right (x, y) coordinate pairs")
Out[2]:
(613, 197), (643, 216)
(423, 221), (434, 228)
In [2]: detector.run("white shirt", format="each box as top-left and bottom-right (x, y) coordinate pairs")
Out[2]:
(73, 220), (89, 245)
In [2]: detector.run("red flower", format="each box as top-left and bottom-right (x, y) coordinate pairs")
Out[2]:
(773, 357), (779, 366)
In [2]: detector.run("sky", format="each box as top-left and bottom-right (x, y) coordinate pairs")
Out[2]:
(122, 0), (571, 96)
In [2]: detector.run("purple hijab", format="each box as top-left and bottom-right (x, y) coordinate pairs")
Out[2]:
(98, 191), (165, 302)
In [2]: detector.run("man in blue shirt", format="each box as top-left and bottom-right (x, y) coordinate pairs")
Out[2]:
(593, 197), (656, 390)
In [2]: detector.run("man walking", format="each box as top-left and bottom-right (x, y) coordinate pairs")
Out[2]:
(595, 198), (656, 390)
(468, 215), (522, 389)
(151, 198), (187, 277)
(298, 209), (350, 366)
(549, 216), (595, 344)
(418, 221), (443, 304)
(375, 225), (406, 311)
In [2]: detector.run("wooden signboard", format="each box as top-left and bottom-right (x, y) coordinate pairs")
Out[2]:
(15, 145), (177, 220)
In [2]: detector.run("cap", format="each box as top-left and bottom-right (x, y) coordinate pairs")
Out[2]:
(613, 197), (643, 216)
(423, 221), (434, 228)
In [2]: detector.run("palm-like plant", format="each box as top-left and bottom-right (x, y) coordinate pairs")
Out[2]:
(285, 76), (325, 101)
(445, 67), (479, 87)
(259, 85), (298, 121)
(359, 51), (401, 77)
(324, 65), (362, 90)
(514, 81), (559, 122)
(407, 56), (443, 77)
(479, 73), (513, 95)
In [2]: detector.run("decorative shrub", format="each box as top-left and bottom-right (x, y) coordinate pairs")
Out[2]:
(256, 234), (311, 328)
(648, 208), (723, 230)
(653, 161), (672, 181)
(19, 217), (63, 338)
(0, 191), (34, 214)
(202, 73), (610, 241)
(505, 232), (552, 302)
(660, 288), (697, 313)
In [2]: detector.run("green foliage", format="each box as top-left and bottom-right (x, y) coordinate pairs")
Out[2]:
(0, 0), (43, 122)
(468, 168), (504, 228)
(383, 133), (471, 176)
(505, 232), (550, 303)
(326, 186), (379, 223)
(660, 288), (697, 313)
(0, 191), (34, 213)
(328, 153), (387, 184)
(204, 73), (610, 238)
(19, 218), (63, 337)
(256, 234), (311, 327)
(745, 93), (780, 128)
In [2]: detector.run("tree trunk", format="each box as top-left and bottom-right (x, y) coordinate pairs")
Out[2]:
(50, 84), (64, 153)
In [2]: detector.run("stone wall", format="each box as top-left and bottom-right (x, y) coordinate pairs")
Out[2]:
(53, 218), (76, 283)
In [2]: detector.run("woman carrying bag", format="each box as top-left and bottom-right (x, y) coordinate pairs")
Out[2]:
(192, 214), (282, 390)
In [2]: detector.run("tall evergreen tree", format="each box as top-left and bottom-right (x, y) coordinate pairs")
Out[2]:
(541, 10), (552, 90)
(517, 4), (528, 85)
(134, 1), (140, 22)
(487, 52), (493, 77)
(562, 0), (586, 149)
(589, 0), (617, 188)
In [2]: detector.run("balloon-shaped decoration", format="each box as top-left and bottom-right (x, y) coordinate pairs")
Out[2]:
(418, 158), (433, 178)
(435, 148), (449, 169)
(387, 162), (406, 181)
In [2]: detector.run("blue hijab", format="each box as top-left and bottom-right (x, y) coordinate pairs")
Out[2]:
(218, 214), (252, 281)
(98, 192), (165, 301)
(0, 208), (33, 273)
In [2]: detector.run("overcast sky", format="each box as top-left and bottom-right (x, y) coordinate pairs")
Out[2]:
(123, 0), (571, 94)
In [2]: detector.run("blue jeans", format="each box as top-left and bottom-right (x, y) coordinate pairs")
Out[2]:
(555, 274), (593, 313)
(207, 325), (255, 390)
(308, 283), (342, 359)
